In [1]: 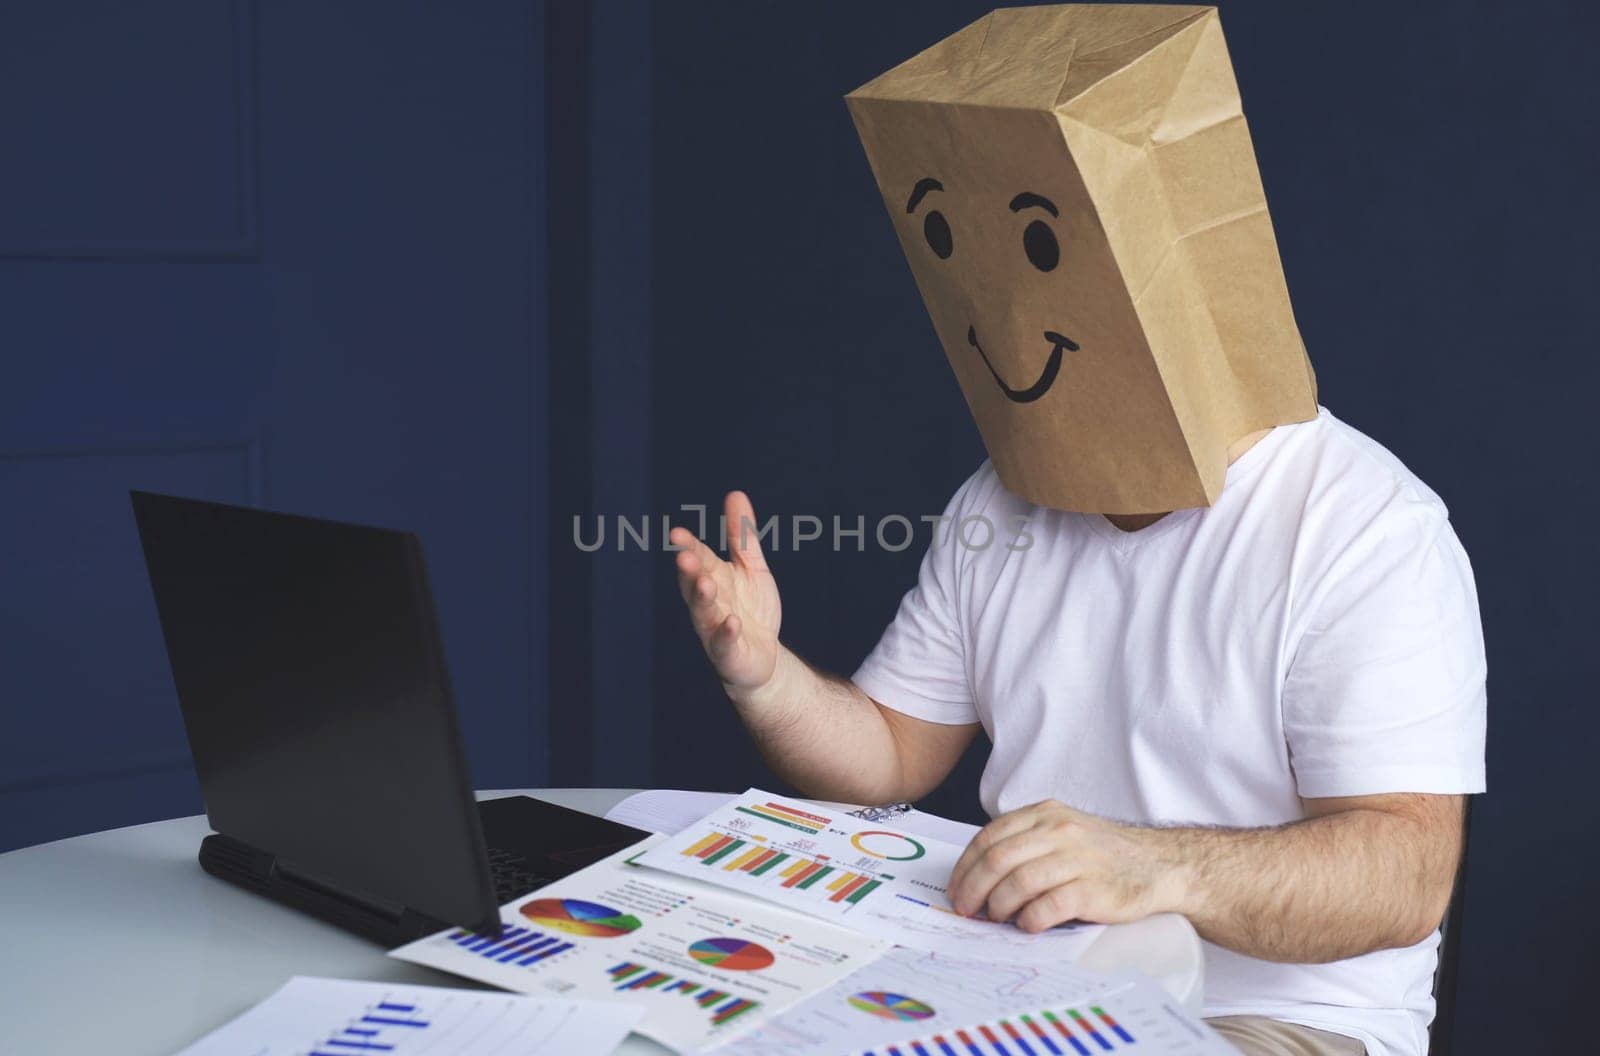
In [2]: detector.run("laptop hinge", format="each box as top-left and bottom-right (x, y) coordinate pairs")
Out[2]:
(198, 833), (454, 945)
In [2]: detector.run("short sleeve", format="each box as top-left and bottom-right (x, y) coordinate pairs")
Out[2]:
(1283, 509), (1487, 798)
(851, 471), (986, 726)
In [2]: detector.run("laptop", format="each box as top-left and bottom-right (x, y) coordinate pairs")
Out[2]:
(130, 491), (649, 947)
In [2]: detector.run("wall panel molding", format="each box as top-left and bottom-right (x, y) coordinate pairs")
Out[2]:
(0, 437), (258, 812)
(0, 436), (265, 506)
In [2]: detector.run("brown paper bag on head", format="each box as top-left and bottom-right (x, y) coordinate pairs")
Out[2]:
(846, 4), (1317, 514)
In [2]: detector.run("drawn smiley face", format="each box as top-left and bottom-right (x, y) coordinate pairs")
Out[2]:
(905, 176), (1080, 404)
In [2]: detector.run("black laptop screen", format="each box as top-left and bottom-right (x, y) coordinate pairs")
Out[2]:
(131, 492), (498, 933)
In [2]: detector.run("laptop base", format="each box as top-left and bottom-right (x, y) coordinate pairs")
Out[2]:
(199, 795), (649, 948)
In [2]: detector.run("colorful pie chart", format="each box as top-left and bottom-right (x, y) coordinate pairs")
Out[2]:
(687, 937), (776, 971)
(518, 897), (641, 938)
(848, 991), (937, 1021)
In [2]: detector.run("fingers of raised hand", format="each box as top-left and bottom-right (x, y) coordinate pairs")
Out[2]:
(723, 491), (769, 572)
(673, 539), (709, 597)
(672, 536), (731, 624)
(673, 530), (722, 573)
(707, 614), (743, 662)
(668, 526), (700, 553)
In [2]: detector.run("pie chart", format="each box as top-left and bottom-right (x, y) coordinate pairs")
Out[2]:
(688, 937), (775, 971)
(849, 830), (926, 861)
(848, 991), (936, 1021)
(518, 897), (641, 938)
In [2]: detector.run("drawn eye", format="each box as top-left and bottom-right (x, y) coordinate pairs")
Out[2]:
(1023, 220), (1059, 272)
(923, 210), (953, 259)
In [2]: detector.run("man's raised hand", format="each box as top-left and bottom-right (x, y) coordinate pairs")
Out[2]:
(670, 491), (782, 699)
(668, 492), (974, 808)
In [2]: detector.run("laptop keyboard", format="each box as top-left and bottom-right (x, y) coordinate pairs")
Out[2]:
(487, 846), (553, 902)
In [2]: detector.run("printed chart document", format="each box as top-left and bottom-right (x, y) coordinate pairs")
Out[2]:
(810, 972), (1238, 1056)
(633, 789), (1104, 963)
(390, 836), (890, 1053)
(711, 945), (1120, 1056)
(170, 976), (641, 1055)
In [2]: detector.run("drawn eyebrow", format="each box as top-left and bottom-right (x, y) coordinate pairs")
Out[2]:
(906, 177), (944, 213)
(1009, 191), (1059, 218)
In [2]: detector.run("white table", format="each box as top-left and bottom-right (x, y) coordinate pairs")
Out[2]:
(0, 789), (1204, 1054)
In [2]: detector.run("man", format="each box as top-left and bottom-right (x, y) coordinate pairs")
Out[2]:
(669, 7), (1486, 1056)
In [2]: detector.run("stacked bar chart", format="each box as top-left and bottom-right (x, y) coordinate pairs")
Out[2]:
(444, 925), (575, 968)
(853, 1002), (1140, 1056)
(606, 963), (761, 1026)
(1073, 1004), (1137, 1047)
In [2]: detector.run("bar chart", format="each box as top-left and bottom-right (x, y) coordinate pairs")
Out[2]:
(835, 970), (1256, 1056)
(734, 801), (833, 835)
(444, 924), (576, 968)
(607, 962), (761, 1027)
(852, 1003), (1137, 1056)
(172, 977), (642, 1056)
(678, 829), (888, 908)
(311, 999), (429, 1055)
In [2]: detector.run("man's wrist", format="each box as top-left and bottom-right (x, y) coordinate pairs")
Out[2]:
(1136, 825), (1204, 920)
(726, 645), (799, 715)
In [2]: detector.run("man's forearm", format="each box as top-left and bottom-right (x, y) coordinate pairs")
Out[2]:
(950, 794), (1463, 966)
(1156, 796), (1463, 963)
(727, 646), (910, 805)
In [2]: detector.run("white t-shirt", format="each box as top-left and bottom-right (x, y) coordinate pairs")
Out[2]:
(852, 407), (1487, 1056)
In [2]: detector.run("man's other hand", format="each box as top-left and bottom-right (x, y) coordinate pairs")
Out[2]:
(947, 800), (1185, 932)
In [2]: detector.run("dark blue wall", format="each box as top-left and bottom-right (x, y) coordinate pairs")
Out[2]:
(0, 0), (549, 849)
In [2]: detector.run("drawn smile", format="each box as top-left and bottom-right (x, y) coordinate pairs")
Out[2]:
(966, 326), (1079, 403)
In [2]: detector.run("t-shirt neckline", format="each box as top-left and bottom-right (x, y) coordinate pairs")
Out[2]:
(1080, 414), (1311, 549)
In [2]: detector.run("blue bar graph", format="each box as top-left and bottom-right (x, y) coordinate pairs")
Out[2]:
(526, 941), (572, 965)
(361, 1015), (429, 1028)
(447, 926), (574, 968)
(309, 995), (440, 1054)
